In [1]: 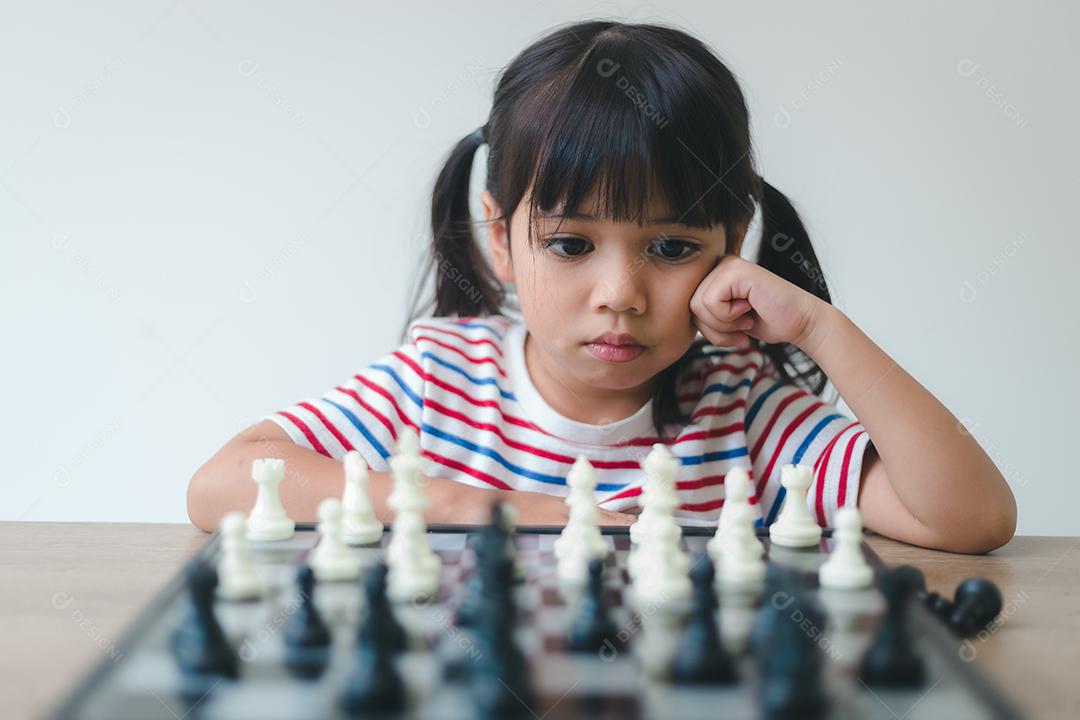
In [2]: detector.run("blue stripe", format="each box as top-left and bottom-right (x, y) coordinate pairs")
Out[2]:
(700, 377), (753, 397)
(423, 424), (623, 491)
(325, 398), (392, 460)
(758, 414), (845, 527)
(420, 352), (517, 401)
(454, 320), (505, 341)
(745, 381), (785, 429)
(678, 447), (748, 466)
(368, 363), (424, 407)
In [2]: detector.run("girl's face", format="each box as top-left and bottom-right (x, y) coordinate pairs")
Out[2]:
(482, 187), (741, 424)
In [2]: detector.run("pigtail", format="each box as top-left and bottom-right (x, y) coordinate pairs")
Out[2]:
(754, 177), (832, 396)
(402, 125), (505, 342)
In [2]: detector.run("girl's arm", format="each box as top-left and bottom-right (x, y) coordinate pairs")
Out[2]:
(797, 302), (1017, 553)
(187, 420), (635, 532)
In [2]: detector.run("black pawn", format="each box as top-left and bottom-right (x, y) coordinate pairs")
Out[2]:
(283, 565), (330, 679)
(671, 556), (737, 684)
(471, 557), (533, 719)
(758, 594), (828, 720)
(749, 562), (801, 660)
(358, 563), (407, 654)
(171, 561), (239, 679)
(341, 564), (408, 717)
(948, 578), (1003, 638)
(568, 558), (620, 654)
(284, 565), (330, 648)
(859, 566), (926, 687)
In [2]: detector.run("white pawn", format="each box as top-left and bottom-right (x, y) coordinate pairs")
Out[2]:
(341, 451), (383, 545)
(386, 428), (441, 601)
(819, 507), (873, 590)
(556, 456), (608, 584)
(246, 458), (295, 541)
(309, 498), (361, 581)
(217, 512), (263, 600)
(706, 466), (752, 563)
(631, 520), (691, 609)
(717, 503), (766, 587)
(768, 464), (823, 547)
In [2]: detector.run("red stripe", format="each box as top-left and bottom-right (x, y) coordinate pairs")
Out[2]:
(425, 450), (514, 490)
(838, 430), (864, 508)
(278, 411), (332, 458)
(690, 398), (747, 423)
(679, 493), (762, 514)
(812, 423), (859, 525)
(298, 402), (356, 454)
(752, 393), (821, 498)
(415, 334), (507, 378)
(411, 323), (504, 357)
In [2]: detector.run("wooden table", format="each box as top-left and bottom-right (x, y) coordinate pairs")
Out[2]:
(1, 523), (1074, 720)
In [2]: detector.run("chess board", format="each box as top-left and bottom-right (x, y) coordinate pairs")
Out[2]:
(53, 526), (1024, 720)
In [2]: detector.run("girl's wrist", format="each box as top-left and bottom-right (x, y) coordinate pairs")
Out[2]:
(795, 298), (845, 360)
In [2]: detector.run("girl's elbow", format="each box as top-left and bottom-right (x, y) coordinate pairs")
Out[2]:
(186, 467), (218, 533)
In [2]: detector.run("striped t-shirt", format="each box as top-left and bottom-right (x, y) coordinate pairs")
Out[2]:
(264, 314), (872, 528)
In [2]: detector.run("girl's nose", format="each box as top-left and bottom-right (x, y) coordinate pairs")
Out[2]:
(591, 254), (647, 315)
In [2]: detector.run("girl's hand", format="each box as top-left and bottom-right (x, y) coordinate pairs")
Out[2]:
(689, 254), (824, 350)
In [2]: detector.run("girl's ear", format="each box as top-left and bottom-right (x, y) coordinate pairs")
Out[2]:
(482, 189), (514, 283)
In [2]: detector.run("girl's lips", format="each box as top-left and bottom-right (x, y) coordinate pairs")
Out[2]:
(586, 342), (644, 363)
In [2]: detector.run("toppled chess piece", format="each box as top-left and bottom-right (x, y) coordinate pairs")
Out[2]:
(341, 451), (384, 545)
(818, 507), (873, 590)
(768, 464), (822, 548)
(916, 572), (1004, 638)
(246, 457), (295, 541)
(217, 512), (263, 601)
(171, 561), (239, 679)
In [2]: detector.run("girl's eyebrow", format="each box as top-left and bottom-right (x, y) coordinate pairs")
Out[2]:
(539, 209), (691, 227)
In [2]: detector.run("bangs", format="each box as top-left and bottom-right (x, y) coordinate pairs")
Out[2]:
(517, 30), (758, 243)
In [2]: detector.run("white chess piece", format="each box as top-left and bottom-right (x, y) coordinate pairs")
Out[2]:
(217, 512), (263, 600)
(631, 520), (691, 610)
(628, 444), (687, 584)
(717, 503), (766, 587)
(341, 451), (384, 545)
(768, 464), (823, 547)
(706, 466), (752, 563)
(818, 506), (873, 590)
(385, 428), (441, 601)
(309, 498), (362, 581)
(555, 456), (608, 584)
(246, 458), (295, 541)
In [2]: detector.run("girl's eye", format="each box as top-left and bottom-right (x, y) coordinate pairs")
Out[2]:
(544, 236), (591, 258)
(647, 238), (699, 262)
(543, 236), (700, 262)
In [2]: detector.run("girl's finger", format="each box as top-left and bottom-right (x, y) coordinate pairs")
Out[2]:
(699, 329), (750, 348)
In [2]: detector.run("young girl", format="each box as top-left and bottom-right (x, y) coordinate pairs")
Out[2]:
(188, 20), (1015, 553)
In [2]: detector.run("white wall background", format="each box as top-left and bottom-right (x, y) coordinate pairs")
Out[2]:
(3, 1), (1075, 534)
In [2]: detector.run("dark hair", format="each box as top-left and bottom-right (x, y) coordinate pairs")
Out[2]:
(405, 19), (834, 441)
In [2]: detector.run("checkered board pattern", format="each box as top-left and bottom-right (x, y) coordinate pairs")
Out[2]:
(54, 527), (1023, 720)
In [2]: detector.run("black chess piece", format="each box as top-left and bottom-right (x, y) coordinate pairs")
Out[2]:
(749, 562), (801, 660)
(283, 564), (331, 679)
(671, 555), (737, 684)
(471, 556), (533, 719)
(358, 562), (407, 654)
(567, 558), (620, 654)
(456, 503), (516, 628)
(339, 637), (407, 715)
(948, 578), (1003, 638)
(171, 561), (239, 679)
(758, 593), (828, 720)
(859, 565), (926, 687)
